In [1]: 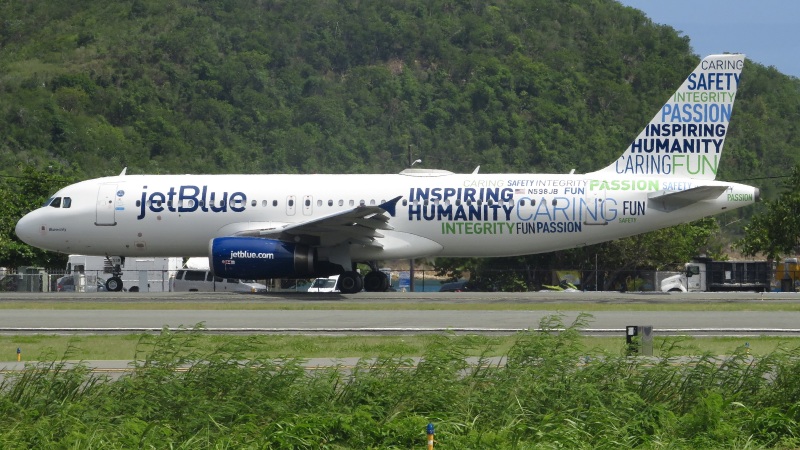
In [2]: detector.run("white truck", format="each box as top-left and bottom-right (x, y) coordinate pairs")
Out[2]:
(660, 257), (771, 293)
(64, 255), (182, 292)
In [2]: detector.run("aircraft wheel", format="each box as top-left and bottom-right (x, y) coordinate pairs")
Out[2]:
(364, 271), (389, 292)
(106, 276), (124, 292)
(338, 271), (363, 294)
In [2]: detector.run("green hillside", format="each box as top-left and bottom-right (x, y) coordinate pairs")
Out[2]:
(2, 0), (799, 269)
(2, 0), (797, 190)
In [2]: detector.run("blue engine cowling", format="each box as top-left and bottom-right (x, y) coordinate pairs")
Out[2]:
(210, 237), (315, 280)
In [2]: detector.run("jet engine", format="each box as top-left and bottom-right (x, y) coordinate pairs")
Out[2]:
(210, 237), (329, 280)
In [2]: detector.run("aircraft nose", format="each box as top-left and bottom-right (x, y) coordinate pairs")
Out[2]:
(15, 211), (42, 247)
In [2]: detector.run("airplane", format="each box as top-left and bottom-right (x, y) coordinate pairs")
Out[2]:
(15, 53), (758, 294)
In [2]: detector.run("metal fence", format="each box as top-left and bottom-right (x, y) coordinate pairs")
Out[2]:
(0, 268), (176, 293)
(4, 266), (786, 293)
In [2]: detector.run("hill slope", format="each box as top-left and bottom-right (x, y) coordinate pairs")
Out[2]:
(1, 0), (798, 197)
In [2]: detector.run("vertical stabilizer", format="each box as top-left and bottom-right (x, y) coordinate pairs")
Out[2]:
(591, 54), (745, 180)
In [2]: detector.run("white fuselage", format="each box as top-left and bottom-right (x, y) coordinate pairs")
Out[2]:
(15, 171), (757, 260)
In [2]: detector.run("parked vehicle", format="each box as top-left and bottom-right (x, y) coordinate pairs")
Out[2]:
(55, 275), (107, 292)
(661, 257), (771, 292)
(307, 276), (340, 293)
(171, 269), (267, 293)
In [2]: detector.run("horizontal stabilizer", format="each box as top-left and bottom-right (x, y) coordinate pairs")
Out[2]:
(647, 185), (728, 212)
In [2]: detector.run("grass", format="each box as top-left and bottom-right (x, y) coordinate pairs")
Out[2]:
(1, 316), (800, 448)
(1, 330), (798, 361)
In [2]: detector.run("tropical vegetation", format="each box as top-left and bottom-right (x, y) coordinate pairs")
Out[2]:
(2, 318), (800, 448)
(1, 0), (799, 274)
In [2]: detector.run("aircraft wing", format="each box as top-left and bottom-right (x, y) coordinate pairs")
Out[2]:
(647, 185), (729, 212)
(232, 196), (401, 248)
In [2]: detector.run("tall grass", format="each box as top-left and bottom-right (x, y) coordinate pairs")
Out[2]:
(0, 317), (799, 448)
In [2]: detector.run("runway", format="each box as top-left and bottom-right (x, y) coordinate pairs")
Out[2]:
(1, 291), (798, 376)
(1, 290), (799, 336)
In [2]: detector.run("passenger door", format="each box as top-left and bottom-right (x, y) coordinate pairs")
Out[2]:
(95, 183), (118, 226)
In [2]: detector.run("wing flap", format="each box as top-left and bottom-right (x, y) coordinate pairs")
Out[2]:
(647, 185), (728, 212)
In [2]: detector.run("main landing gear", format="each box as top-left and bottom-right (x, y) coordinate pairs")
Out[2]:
(337, 264), (390, 294)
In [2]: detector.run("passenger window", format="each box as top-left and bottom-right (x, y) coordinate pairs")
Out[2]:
(214, 276), (223, 282)
(327, 200), (333, 207)
(272, 200), (278, 207)
(50, 197), (62, 208)
(317, 200), (322, 207)
(262, 200), (268, 207)
(349, 200), (354, 206)
(63, 197), (72, 208)
(338, 200), (344, 206)
(251, 200), (257, 207)
(226, 278), (238, 283)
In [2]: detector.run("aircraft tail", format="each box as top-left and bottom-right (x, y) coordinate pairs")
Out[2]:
(590, 53), (745, 180)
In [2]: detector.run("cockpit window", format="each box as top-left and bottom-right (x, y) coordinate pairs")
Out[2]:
(42, 196), (71, 208)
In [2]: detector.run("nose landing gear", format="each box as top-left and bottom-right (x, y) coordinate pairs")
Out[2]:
(104, 256), (125, 292)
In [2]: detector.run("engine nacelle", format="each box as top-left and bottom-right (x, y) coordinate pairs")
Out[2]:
(210, 237), (315, 280)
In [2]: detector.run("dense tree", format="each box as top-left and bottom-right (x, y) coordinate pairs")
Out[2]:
(736, 165), (800, 260)
(1, 0), (798, 269)
(0, 165), (77, 267)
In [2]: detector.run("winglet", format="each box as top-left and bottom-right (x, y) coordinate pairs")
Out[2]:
(590, 54), (745, 180)
(379, 196), (402, 217)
